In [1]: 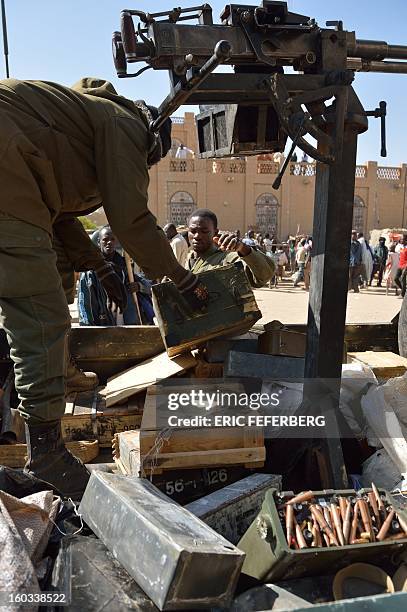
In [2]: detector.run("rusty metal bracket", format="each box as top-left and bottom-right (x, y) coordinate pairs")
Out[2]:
(263, 73), (352, 164)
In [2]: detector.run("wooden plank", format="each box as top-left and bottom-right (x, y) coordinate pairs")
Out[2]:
(348, 351), (407, 379)
(140, 427), (263, 454)
(99, 351), (196, 407)
(61, 388), (145, 446)
(145, 447), (265, 470)
(0, 440), (99, 467)
(118, 425), (264, 459)
(62, 413), (143, 447)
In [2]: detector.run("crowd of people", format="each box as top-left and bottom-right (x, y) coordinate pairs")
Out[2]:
(234, 230), (312, 290)
(162, 224), (314, 290)
(349, 232), (407, 296)
(76, 224), (407, 329)
(77, 216), (276, 327)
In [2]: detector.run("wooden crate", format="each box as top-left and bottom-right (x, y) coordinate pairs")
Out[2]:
(62, 388), (144, 447)
(113, 387), (265, 476)
(347, 351), (407, 379)
(113, 428), (265, 476)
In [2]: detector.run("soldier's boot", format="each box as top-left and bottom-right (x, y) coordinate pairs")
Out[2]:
(24, 421), (90, 499)
(66, 359), (98, 395)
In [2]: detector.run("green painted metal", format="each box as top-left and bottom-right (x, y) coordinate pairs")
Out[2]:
(295, 591), (407, 611)
(238, 488), (407, 583)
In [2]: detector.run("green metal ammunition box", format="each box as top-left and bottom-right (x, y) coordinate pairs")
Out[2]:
(238, 488), (407, 582)
(152, 263), (262, 357)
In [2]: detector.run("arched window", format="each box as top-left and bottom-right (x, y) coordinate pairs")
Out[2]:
(169, 192), (195, 226)
(256, 193), (279, 235)
(353, 195), (366, 234)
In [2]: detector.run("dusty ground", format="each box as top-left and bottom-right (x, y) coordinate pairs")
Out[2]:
(254, 279), (402, 326)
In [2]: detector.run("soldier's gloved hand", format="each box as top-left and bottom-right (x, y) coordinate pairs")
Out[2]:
(175, 271), (209, 312)
(95, 262), (128, 313)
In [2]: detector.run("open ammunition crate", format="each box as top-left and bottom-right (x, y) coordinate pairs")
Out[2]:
(239, 488), (407, 582)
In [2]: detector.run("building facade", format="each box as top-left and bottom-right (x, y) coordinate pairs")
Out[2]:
(90, 112), (407, 239)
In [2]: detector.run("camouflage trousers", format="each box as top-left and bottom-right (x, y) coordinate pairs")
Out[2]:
(0, 213), (70, 423)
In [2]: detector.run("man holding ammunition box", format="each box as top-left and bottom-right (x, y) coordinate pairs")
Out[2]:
(0, 77), (208, 498)
(187, 209), (275, 286)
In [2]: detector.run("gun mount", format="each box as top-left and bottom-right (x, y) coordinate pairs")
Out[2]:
(113, 2), (407, 489)
(113, 2), (406, 161)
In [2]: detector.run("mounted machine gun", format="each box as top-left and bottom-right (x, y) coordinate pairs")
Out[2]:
(112, 2), (407, 487)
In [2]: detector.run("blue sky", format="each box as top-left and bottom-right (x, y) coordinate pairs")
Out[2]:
(3, 0), (407, 164)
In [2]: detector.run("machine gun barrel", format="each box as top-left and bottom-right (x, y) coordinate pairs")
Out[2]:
(347, 40), (407, 74)
(347, 59), (407, 74)
(349, 39), (407, 61)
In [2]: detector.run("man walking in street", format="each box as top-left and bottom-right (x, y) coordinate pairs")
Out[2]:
(0, 77), (207, 498)
(349, 231), (363, 293)
(293, 239), (307, 287)
(372, 237), (389, 287)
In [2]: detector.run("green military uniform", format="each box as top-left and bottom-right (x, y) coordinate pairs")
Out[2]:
(53, 217), (106, 303)
(0, 77), (180, 424)
(187, 244), (275, 286)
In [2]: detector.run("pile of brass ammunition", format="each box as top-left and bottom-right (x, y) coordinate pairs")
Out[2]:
(278, 484), (407, 549)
